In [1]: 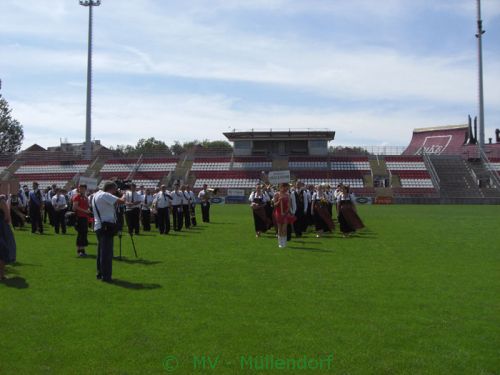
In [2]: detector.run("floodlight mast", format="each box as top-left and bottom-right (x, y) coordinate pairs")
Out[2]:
(80, 0), (101, 160)
(476, 0), (486, 151)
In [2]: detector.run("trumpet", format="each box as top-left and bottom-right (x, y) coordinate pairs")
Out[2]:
(206, 188), (219, 196)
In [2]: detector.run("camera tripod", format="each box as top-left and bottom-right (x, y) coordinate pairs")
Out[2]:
(116, 230), (138, 260)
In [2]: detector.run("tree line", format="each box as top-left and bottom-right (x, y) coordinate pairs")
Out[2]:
(109, 138), (233, 156)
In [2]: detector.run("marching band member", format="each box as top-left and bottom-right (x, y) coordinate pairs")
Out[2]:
(181, 185), (191, 229)
(9, 190), (25, 229)
(141, 188), (154, 232)
(197, 184), (211, 223)
(52, 188), (68, 234)
(291, 181), (308, 238)
(249, 184), (270, 237)
(306, 184), (314, 230)
(187, 185), (197, 227)
(124, 183), (141, 236)
(152, 185), (172, 235)
(29, 182), (44, 234)
(171, 183), (184, 231)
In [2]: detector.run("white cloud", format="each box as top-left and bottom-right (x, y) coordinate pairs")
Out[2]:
(1, 0), (499, 149)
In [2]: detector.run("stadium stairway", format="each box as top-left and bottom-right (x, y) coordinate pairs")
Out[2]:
(168, 156), (193, 187)
(468, 160), (500, 198)
(429, 156), (483, 198)
(85, 156), (108, 179)
(0, 159), (23, 181)
(369, 157), (388, 177)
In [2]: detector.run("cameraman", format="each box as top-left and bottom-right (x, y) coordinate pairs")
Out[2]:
(92, 181), (126, 283)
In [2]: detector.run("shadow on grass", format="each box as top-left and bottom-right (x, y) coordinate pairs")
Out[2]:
(110, 279), (162, 290)
(288, 246), (333, 253)
(12, 262), (41, 267)
(1, 276), (29, 289)
(115, 258), (162, 266)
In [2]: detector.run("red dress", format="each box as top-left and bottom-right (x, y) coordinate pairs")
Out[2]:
(273, 193), (297, 225)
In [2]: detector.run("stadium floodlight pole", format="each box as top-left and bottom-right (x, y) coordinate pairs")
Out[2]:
(80, 0), (101, 160)
(476, 0), (486, 151)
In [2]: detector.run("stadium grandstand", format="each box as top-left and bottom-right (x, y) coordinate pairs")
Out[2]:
(1, 125), (500, 204)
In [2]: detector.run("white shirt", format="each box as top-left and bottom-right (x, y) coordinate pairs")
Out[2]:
(171, 190), (184, 206)
(142, 194), (154, 210)
(19, 190), (28, 207)
(153, 191), (171, 209)
(92, 190), (119, 231)
(311, 191), (327, 214)
(198, 189), (209, 202)
(189, 191), (196, 205)
(249, 191), (269, 204)
(181, 191), (190, 205)
(68, 188), (78, 200)
(291, 189), (308, 214)
(125, 190), (142, 211)
(52, 194), (68, 211)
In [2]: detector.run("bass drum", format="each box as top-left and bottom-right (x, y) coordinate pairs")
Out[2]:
(65, 211), (76, 227)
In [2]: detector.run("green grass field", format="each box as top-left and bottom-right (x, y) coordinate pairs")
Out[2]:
(1, 205), (499, 375)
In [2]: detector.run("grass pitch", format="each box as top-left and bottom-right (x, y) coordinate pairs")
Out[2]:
(1, 205), (499, 374)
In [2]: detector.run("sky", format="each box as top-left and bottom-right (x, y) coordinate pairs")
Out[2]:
(1, 0), (499, 150)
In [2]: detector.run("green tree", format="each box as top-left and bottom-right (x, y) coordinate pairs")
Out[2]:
(0, 94), (24, 153)
(200, 139), (232, 151)
(171, 141), (185, 155)
(135, 137), (171, 155)
(329, 146), (370, 155)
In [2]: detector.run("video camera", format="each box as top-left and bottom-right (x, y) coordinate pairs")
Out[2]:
(114, 179), (133, 191)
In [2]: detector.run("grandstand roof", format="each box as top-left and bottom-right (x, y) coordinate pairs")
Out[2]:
(413, 124), (468, 133)
(224, 129), (335, 141)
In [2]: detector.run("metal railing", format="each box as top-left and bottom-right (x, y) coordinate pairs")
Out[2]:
(422, 153), (440, 190)
(126, 154), (143, 181)
(480, 149), (500, 189)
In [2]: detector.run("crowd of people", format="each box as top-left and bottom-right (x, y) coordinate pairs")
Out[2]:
(249, 182), (365, 248)
(1, 178), (365, 282)
(2, 180), (214, 283)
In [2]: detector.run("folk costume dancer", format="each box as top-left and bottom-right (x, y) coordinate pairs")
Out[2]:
(337, 185), (364, 237)
(311, 185), (335, 238)
(249, 185), (271, 237)
(273, 183), (296, 248)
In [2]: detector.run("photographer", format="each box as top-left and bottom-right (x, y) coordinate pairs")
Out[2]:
(92, 181), (126, 283)
(124, 183), (141, 236)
